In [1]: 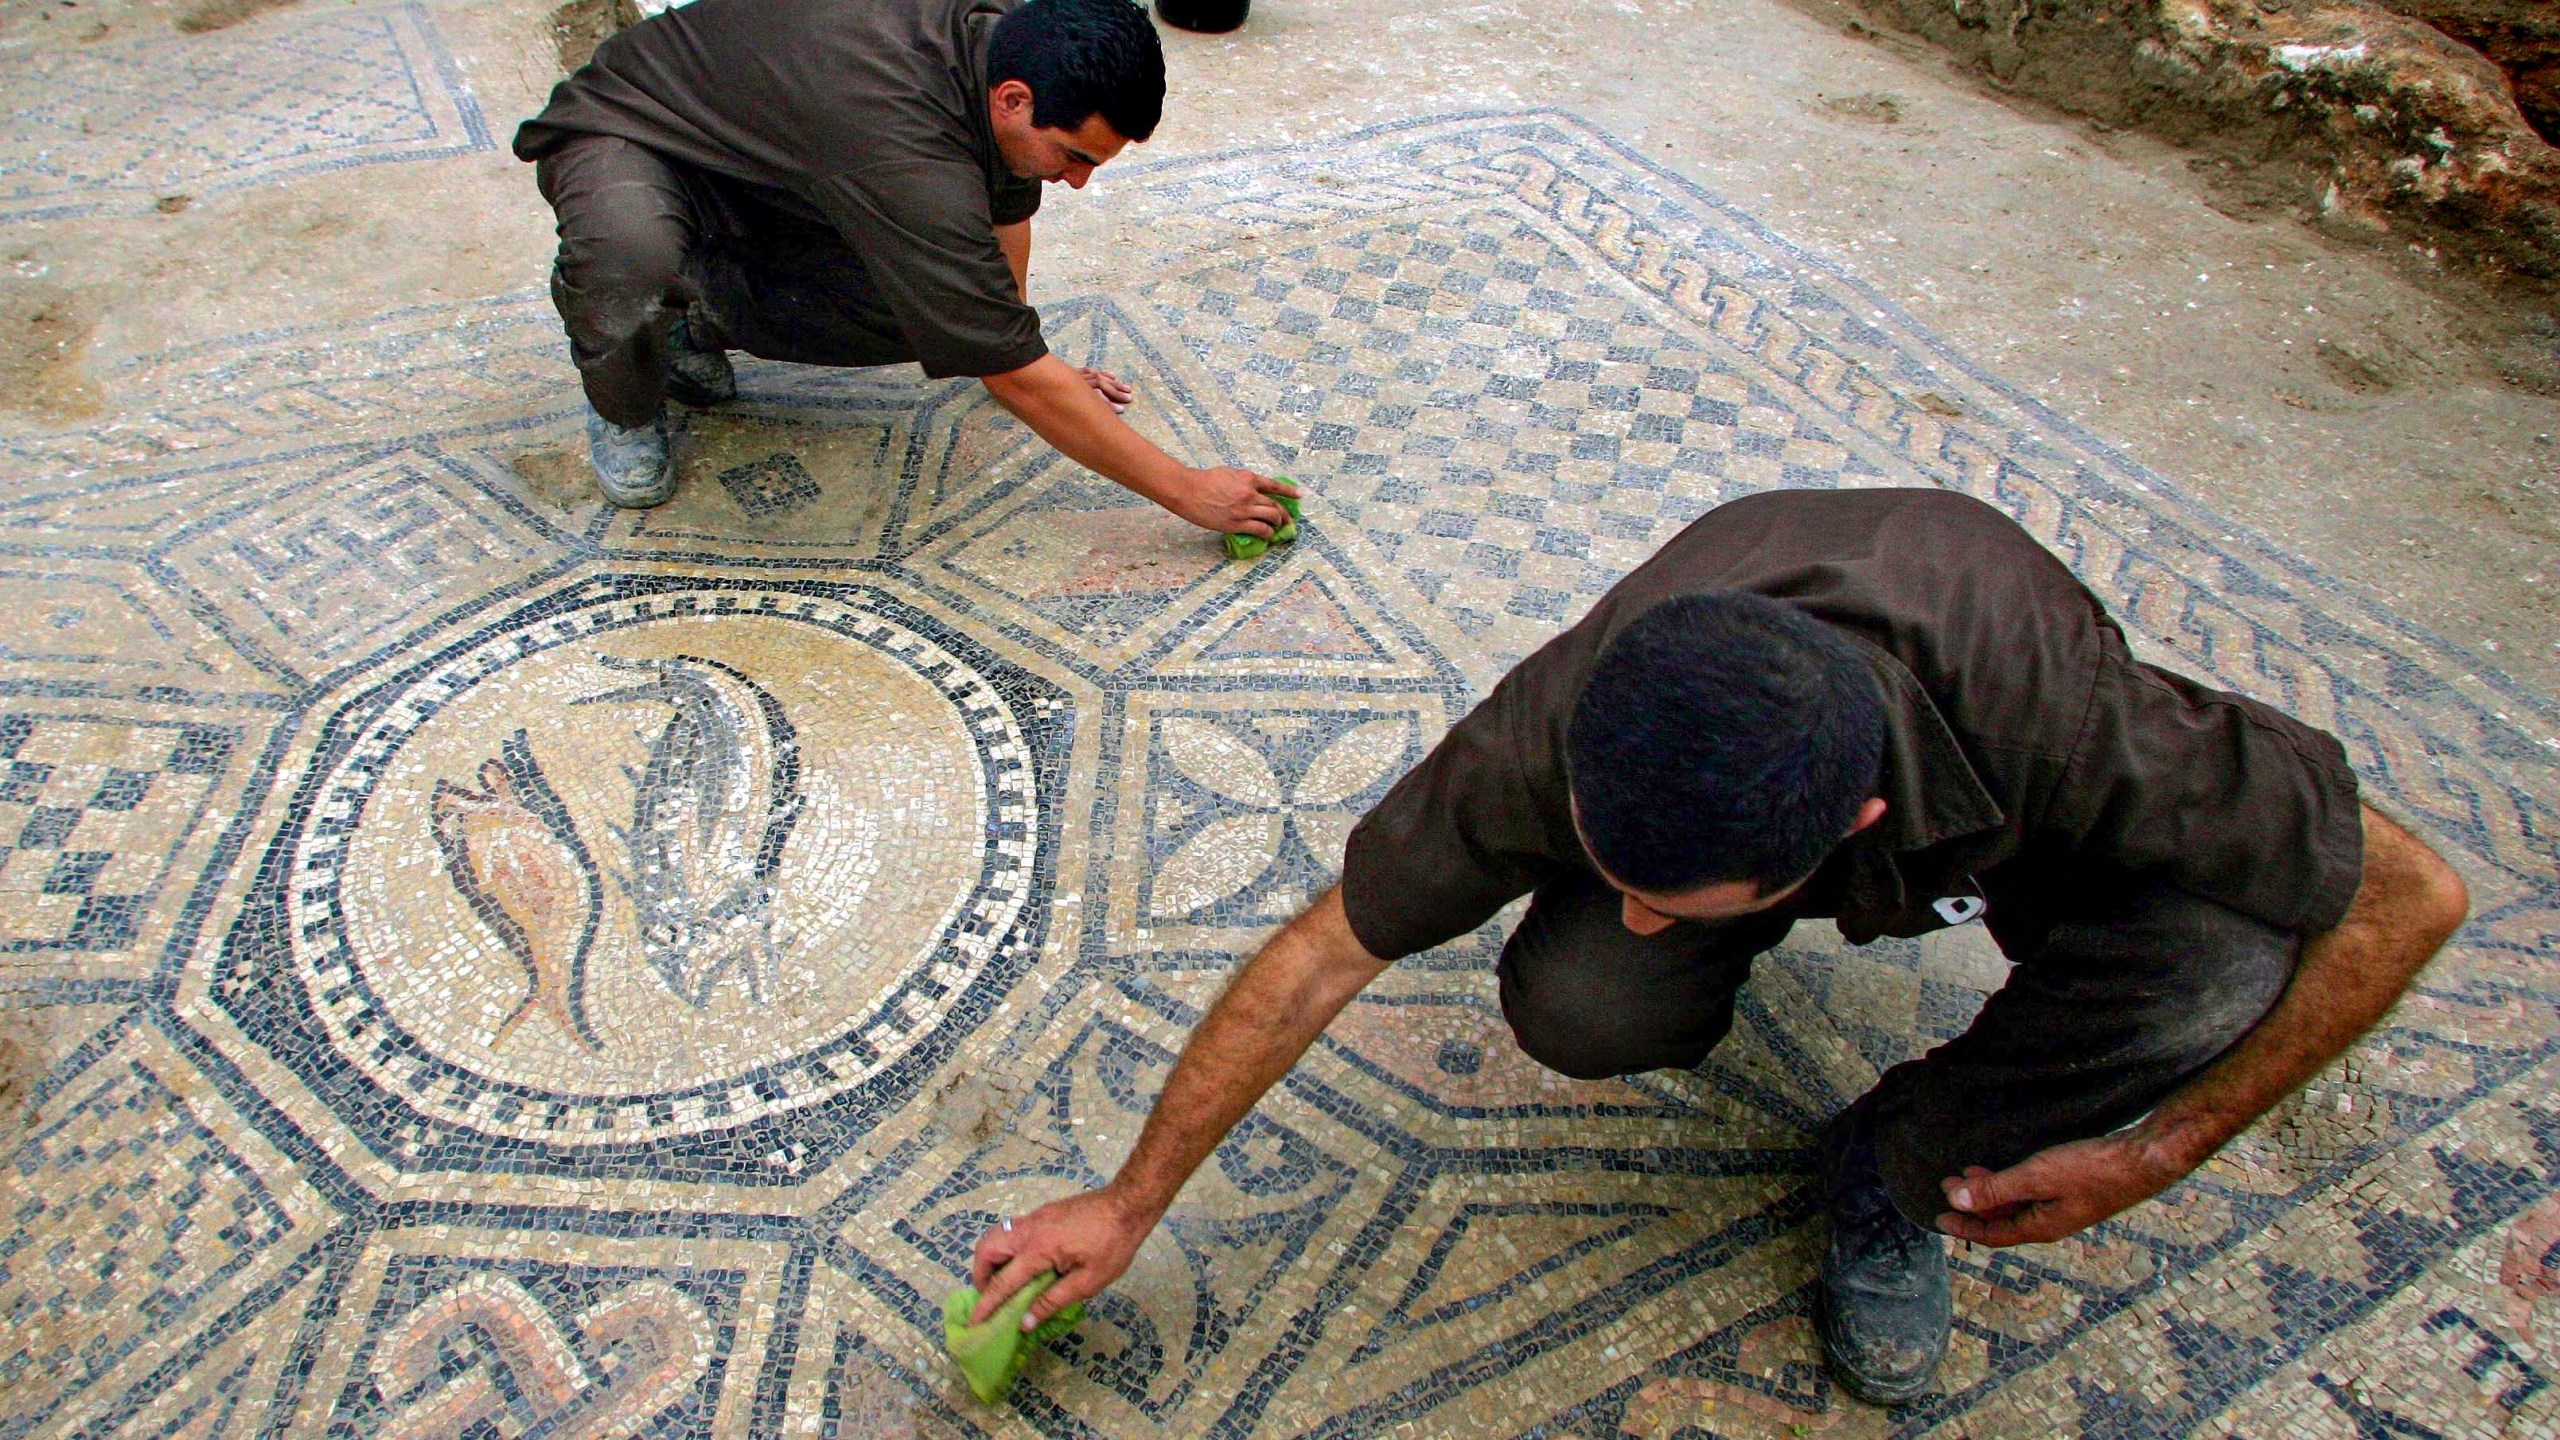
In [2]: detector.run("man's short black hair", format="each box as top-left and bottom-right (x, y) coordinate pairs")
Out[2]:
(1567, 591), (1887, 895)
(988, 0), (1166, 143)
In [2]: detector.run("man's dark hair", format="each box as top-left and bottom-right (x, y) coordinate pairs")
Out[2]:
(988, 0), (1166, 143)
(1567, 592), (1887, 895)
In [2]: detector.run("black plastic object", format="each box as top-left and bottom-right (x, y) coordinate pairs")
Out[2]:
(1156, 0), (1247, 33)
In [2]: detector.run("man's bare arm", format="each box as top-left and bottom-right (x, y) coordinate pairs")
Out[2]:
(1939, 804), (2470, 1245)
(996, 218), (1031, 302)
(980, 354), (1293, 535)
(969, 888), (1387, 1325)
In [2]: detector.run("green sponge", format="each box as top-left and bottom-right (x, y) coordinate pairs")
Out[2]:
(942, 1274), (1086, 1405)
(1224, 489), (1304, 561)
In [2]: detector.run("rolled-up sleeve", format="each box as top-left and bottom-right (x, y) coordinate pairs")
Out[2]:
(815, 159), (1048, 379)
(990, 175), (1042, 228)
(2054, 656), (2365, 935)
(1340, 673), (1571, 962)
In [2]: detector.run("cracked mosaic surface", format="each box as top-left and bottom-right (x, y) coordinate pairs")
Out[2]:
(3, 112), (2558, 1438)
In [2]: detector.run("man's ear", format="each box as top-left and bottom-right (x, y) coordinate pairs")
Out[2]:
(991, 78), (1034, 119)
(1846, 797), (1887, 837)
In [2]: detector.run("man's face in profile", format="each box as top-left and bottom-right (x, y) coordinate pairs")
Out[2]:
(1569, 791), (1886, 936)
(989, 79), (1130, 188)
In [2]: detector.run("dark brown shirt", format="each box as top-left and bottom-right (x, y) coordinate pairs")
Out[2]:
(514, 0), (1047, 379)
(1340, 488), (2365, 960)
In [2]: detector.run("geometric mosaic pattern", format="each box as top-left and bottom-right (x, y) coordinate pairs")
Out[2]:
(0, 712), (240, 963)
(0, 3), (488, 224)
(1, 111), (2556, 1440)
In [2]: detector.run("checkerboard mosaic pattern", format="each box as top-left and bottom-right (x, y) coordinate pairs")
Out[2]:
(2, 111), (2556, 1440)
(0, 2), (488, 224)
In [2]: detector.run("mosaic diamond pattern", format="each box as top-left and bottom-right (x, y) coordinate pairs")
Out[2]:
(1147, 213), (1890, 667)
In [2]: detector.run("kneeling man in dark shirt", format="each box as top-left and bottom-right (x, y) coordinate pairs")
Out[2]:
(515, 0), (1294, 531)
(967, 487), (2469, 1403)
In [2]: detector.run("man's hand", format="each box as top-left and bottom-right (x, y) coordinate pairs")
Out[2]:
(1079, 366), (1133, 413)
(1165, 466), (1300, 538)
(1935, 1134), (2184, 1247)
(1937, 805), (2466, 1249)
(969, 1187), (1157, 1328)
(960, 890), (1387, 1326)
(981, 354), (1298, 536)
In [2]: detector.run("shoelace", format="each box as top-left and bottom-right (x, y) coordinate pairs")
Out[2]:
(1835, 1179), (1931, 1272)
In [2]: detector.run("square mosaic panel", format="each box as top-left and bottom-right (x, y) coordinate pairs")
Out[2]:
(0, 111), (2554, 1440)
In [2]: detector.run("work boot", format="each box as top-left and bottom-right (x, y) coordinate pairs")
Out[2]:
(1815, 1100), (1951, 1406)
(587, 411), (675, 508)
(664, 312), (735, 408)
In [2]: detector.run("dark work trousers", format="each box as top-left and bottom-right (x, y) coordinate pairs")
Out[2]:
(1496, 869), (2299, 1228)
(534, 134), (915, 427)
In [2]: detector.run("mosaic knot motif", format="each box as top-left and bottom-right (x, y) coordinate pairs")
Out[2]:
(323, 1255), (746, 1439)
(0, 110), (2555, 1439)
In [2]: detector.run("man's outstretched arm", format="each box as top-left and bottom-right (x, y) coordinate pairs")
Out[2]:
(1938, 804), (2470, 1245)
(969, 888), (1388, 1326)
(981, 353), (1292, 536)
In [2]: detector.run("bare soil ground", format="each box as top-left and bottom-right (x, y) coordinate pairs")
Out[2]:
(0, 282), (104, 423)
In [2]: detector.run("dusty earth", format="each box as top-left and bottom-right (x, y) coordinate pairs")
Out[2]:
(1838, 0), (2560, 285)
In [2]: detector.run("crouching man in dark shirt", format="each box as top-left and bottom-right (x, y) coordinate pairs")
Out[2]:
(967, 487), (2469, 1404)
(514, 0), (1294, 530)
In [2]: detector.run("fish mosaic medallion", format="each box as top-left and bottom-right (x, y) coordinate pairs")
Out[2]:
(206, 576), (1070, 1183)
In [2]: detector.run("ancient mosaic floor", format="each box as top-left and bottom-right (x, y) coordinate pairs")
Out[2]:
(5, 22), (2560, 1436)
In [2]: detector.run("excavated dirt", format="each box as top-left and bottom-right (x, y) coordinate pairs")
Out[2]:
(173, 0), (295, 34)
(0, 282), (105, 423)
(547, 0), (636, 72)
(2380, 0), (2560, 143)
(1839, 0), (2560, 283)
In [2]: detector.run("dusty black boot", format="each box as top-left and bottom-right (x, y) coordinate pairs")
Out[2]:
(1815, 1100), (1951, 1405)
(664, 310), (735, 409)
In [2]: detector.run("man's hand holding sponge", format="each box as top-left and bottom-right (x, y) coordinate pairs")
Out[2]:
(1224, 490), (1303, 560)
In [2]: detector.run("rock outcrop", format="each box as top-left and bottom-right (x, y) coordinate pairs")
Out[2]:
(1847, 0), (2560, 279)
(2377, 0), (2560, 143)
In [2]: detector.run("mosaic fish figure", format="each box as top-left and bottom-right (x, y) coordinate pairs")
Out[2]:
(577, 653), (803, 1009)
(429, 729), (605, 1053)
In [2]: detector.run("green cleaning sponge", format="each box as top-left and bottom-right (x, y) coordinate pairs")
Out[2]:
(1224, 490), (1304, 561)
(942, 1274), (1087, 1405)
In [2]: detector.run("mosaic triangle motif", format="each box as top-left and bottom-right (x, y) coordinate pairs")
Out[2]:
(1147, 544), (1459, 687)
(1318, 994), (1688, 1118)
(1205, 572), (1390, 664)
(1, 109), (2555, 1440)
(1375, 1200), (1677, 1342)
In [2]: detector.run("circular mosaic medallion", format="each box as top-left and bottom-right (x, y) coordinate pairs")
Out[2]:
(264, 583), (1043, 1158)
